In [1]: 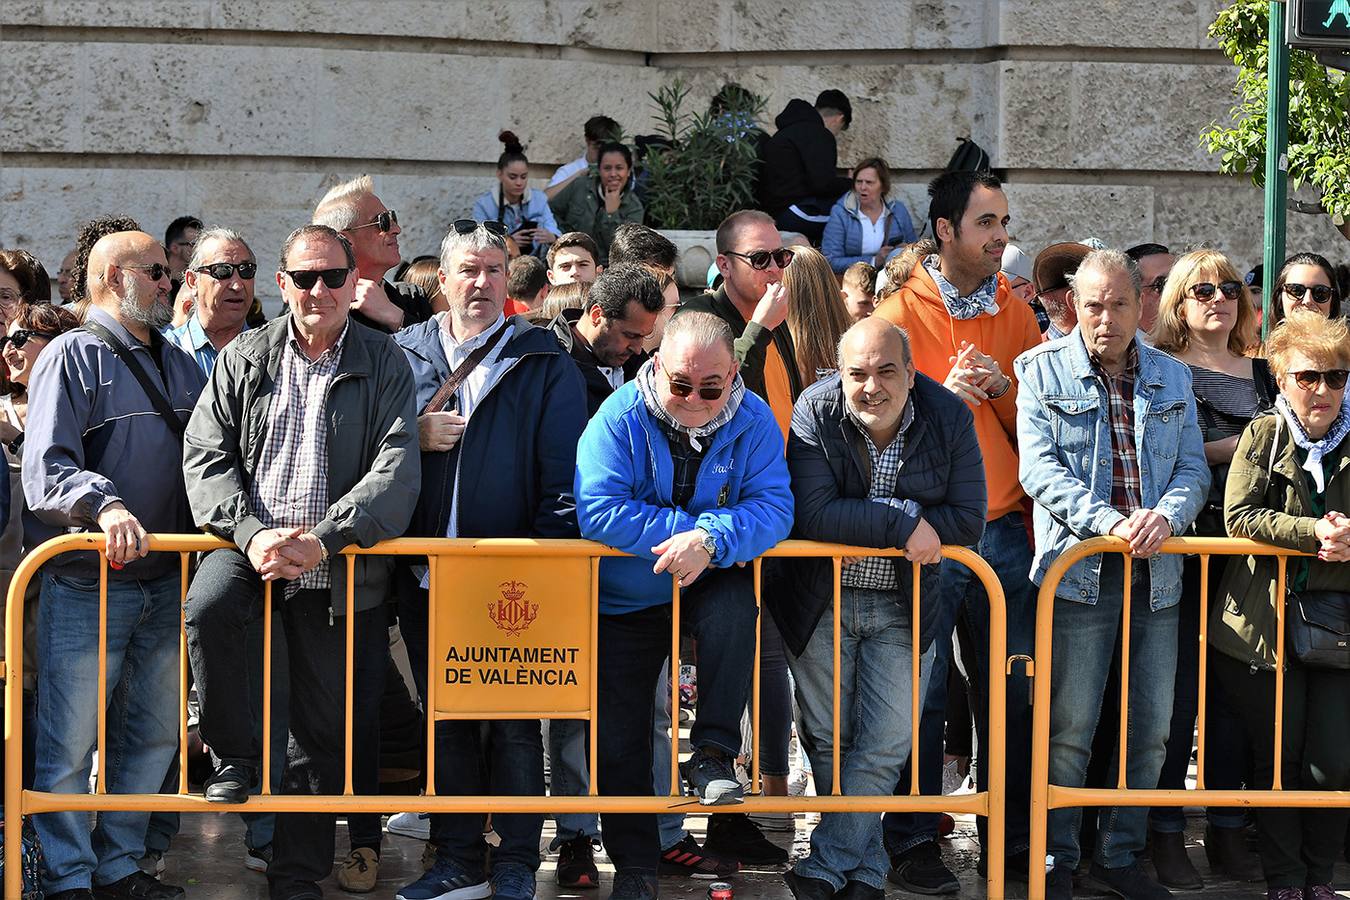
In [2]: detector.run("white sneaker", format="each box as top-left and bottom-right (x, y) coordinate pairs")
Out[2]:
(388, 811), (432, 840)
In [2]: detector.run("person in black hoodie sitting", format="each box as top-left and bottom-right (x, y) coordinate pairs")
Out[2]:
(759, 90), (854, 245)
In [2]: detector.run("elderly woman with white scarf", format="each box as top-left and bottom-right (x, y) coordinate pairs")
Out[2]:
(1209, 309), (1350, 900)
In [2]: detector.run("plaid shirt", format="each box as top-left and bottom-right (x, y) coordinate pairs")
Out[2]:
(655, 417), (706, 509)
(250, 320), (349, 593)
(1091, 341), (1143, 515)
(842, 401), (915, 591)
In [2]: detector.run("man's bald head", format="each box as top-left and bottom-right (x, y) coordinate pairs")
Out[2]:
(86, 230), (173, 335)
(837, 315), (912, 371)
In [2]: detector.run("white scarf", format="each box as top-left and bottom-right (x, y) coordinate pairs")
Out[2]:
(1274, 393), (1350, 493)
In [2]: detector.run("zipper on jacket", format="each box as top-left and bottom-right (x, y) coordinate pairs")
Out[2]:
(328, 606), (335, 626)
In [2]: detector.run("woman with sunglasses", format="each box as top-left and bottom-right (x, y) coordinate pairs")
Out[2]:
(1268, 252), (1342, 330)
(1145, 248), (1268, 886)
(1210, 310), (1350, 900)
(471, 131), (560, 259)
(549, 141), (644, 267)
(0, 301), (79, 795)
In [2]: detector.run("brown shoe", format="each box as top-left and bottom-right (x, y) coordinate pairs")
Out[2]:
(336, 847), (379, 893)
(1205, 824), (1264, 883)
(1149, 829), (1203, 890)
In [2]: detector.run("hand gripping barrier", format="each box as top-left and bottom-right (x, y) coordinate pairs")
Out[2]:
(1027, 535), (1341, 900)
(4, 534), (1009, 899)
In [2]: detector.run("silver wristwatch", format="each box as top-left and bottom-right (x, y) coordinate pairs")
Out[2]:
(698, 528), (718, 561)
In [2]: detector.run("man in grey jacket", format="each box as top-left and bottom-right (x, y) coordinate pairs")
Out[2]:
(182, 224), (419, 900)
(25, 229), (205, 900)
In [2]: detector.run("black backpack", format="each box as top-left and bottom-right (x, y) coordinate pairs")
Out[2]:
(945, 138), (991, 173)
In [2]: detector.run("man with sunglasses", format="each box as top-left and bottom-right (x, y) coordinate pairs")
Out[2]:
(314, 175), (433, 334)
(575, 311), (793, 900)
(24, 230), (206, 900)
(1125, 243), (1174, 333)
(392, 219), (587, 900)
(165, 227), (256, 375)
(1016, 249), (1208, 900)
(182, 223), (420, 900)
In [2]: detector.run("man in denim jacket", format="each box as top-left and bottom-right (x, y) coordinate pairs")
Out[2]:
(1015, 249), (1208, 900)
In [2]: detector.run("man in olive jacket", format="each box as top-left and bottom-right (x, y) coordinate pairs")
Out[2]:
(182, 225), (419, 900)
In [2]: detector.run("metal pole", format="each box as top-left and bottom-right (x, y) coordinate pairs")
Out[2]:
(1262, 0), (1290, 339)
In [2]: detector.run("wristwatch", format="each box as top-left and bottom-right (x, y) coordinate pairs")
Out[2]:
(698, 528), (718, 562)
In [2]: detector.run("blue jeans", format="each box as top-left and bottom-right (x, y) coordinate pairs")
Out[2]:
(651, 661), (687, 850)
(547, 719), (601, 847)
(1048, 557), (1177, 870)
(34, 571), (182, 894)
(789, 587), (934, 890)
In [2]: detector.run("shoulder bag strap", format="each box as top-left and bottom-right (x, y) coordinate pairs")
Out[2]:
(79, 322), (185, 438)
(421, 323), (510, 415)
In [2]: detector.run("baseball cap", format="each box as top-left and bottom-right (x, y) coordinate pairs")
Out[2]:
(815, 90), (852, 129)
(1001, 245), (1033, 284)
(1033, 242), (1092, 294)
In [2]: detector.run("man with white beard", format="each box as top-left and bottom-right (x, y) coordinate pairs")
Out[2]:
(23, 229), (206, 900)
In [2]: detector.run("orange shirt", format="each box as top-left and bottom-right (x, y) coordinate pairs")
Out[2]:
(762, 339), (794, 445)
(873, 266), (1041, 521)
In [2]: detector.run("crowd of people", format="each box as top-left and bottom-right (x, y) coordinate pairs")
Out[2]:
(0, 90), (1348, 900)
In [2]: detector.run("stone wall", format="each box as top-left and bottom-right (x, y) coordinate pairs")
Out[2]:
(2, 0), (1345, 308)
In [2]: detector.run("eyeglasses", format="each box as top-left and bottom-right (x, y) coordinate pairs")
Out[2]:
(665, 369), (726, 400)
(1188, 281), (1242, 302)
(725, 248), (795, 271)
(1290, 369), (1349, 391)
(1282, 282), (1335, 305)
(122, 263), (173, 282)
(284, 268), (351, 290)
(1141, 276), (1169, 294)
(194, 261), (258, 281)
(2, 329), (59, 350)
(451, 218), (508, 238)
(348, 210), (399, 233)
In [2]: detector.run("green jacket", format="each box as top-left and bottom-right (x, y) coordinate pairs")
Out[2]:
(183, 315), (421, 615)
(1213, 412), (1350, 669)
(547, 173), (644, 265)
(675, 285), (804, 405)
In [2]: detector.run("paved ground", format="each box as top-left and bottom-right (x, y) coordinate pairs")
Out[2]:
(162, 808), (1350, 899)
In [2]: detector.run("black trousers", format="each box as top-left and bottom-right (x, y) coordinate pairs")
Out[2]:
(1210, 650), (1350, 888)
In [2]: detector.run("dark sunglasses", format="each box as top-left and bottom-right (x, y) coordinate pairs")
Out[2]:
(451, 218), (508, 237)
(1282, 282), (1335, 305)
(194, 261), (258, 281)
(1142, 276), (1169, 294)
(284, 268), (351, 290)
(1290, 369), (1349, 391)
(1189, 281), (1242, 301)
(122, 263), (172, 281)
(725, 248), (795, 271)
(349, 210), (399, 233)
(2, 329), (59, 350)
(666, 371), (726, 401)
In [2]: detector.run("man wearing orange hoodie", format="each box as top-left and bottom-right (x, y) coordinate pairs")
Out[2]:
(873, 170), (1042, 892)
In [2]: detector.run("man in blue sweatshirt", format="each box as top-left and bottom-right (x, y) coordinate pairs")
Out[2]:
(575, 311), (793, 900)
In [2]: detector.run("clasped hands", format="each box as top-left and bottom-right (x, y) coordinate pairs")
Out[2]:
(944, 341), (1010, 407)
(1314, 511), (1350, 562)
(247, 527), (326, 581)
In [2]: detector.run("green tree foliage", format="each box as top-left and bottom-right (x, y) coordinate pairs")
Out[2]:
(642, 79), (767, 230)
(1201, 0), (1350, 219)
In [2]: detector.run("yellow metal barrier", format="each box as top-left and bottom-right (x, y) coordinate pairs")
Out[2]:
(4, 534), (1008, 899)
(1027, 535), (1346, 900)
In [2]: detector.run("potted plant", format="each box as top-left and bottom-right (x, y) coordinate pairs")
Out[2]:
(640, 79), (768, 288)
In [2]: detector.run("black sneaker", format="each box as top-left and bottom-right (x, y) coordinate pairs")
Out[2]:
(703, 813), (788, 867)
(203, 762), (256, 804)
(610, 869), (658, 900)
(783, 870), (836, 900)
(1047, 865), (1075, 900)
(835, 880), (883, 900)
(680, 748), (743, 805)
(1088, 861), (1172, 900)
(557, 835), (600, 888)
(886, 840), (959, 895)
(93, 871), (186, 899)
(659, 834), (739, 878)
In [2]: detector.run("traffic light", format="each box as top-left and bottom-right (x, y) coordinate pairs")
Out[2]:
(1288, 0), (1350, 48)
